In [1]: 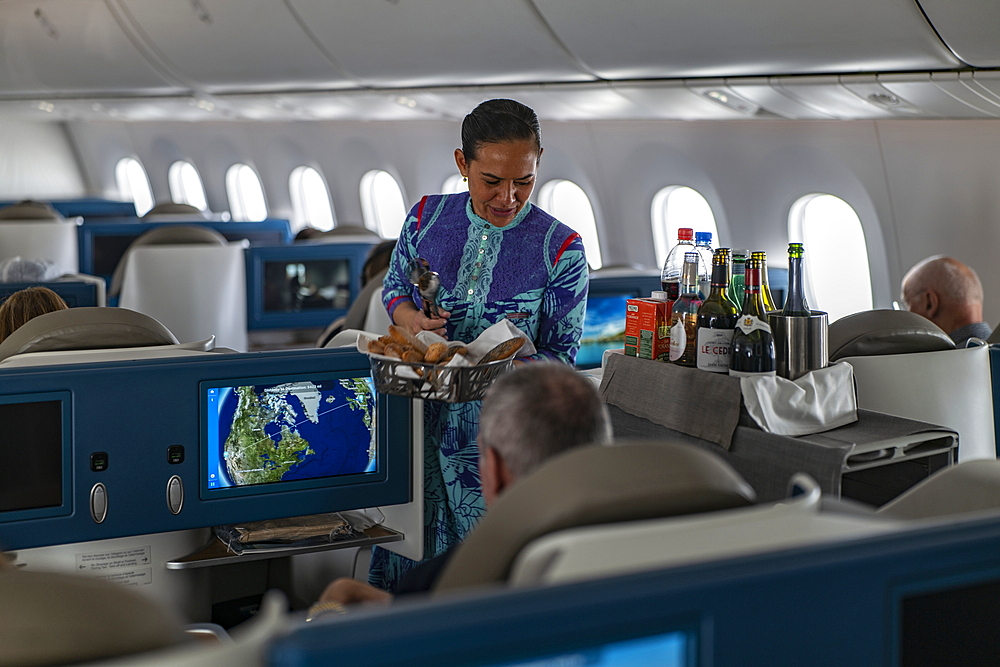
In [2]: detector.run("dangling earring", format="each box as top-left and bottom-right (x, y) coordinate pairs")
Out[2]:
(462, 176), (468, 182)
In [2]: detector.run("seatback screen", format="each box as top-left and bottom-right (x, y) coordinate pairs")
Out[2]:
(0, 399), (63, 513)
(578, 294), (630, 368)
(204, 375), (376, 495)
(263, 259), (351, 313)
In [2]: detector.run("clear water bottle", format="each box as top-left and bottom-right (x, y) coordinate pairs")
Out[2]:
(694, 232), (714, 298)
(660, 228), (697, 301)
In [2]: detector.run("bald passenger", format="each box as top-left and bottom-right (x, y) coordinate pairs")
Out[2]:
(901, 256), (992, 347)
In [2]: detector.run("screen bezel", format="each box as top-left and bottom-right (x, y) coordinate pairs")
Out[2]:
(199, 370), (385, 500)
(0, 390), (73, 523)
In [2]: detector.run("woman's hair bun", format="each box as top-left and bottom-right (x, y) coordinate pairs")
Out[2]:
(461, 99), (541, 161)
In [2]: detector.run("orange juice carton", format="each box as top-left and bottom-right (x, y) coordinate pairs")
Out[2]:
(624, 298), (671, 361)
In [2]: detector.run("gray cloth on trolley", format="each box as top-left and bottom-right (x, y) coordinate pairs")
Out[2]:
(609, 406), (955, 502)
(599, 352), (742, 450)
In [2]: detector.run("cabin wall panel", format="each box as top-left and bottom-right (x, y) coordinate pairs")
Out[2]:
(0, 120), (85, 199)
(875, 119), (1000, 325)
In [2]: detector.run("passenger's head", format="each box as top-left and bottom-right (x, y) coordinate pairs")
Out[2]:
(0, 287), (69, 342)
(455, 99), (542, 229)
(361, 240), (397, 287)
(477, 363), (612, 507)
(901, 256), (983, 333)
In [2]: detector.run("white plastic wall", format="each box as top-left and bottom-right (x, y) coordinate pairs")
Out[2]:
(0, 120), (84, 199)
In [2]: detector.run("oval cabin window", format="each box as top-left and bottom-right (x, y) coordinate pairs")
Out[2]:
(226, 163), (268, 222)
(290, 166), (336, 232)
(537, 180), (603, 269)
(441, 174), (468, 194)
(789, 194), (873, 322)
(360, 170), (406, 239)
(651, 186), (719, 268)
(115, 157), (154, 217)
(167, 161), (208, 212)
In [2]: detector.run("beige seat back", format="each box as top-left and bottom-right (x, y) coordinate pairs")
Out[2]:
(0, 306), (178, 362)
(109, 225), (227, 297)
(0, 219), (80, 275)
(433, 440), (756, 595)
(829, 309), (954, 361)
(0, 566), (184, 666)
(877, 460), (1000, 520)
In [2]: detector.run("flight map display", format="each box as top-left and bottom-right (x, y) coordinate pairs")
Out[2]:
(205, 377), (376, 490)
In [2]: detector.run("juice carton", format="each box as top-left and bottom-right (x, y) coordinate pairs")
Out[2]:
(624, 298), (672, 361)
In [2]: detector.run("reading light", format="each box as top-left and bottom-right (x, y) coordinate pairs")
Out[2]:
(36, 101), (55, 113)
(702, 89), (758, 115)
(867, 93), (900, 107)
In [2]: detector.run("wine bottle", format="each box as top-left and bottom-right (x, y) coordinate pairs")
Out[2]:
(660, 228), (696, 300)
(751, 251), (777, 313)
(668, 252), (702, 367)
(696, 248), (739, 373)
(728, 249), (748, 310)
(782, 243), (811, 316)
(730, 255), (776, 377)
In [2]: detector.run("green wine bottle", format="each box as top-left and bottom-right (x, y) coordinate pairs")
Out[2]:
(696, 248), (739, 373)
(730, 256), (776, 377)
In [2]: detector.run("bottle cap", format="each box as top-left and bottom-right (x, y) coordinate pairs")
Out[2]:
(650, 291), (670, 301)
(695, 231), (713, 244)
(733, 249), (750, 259)
(677, 228), (694, 241)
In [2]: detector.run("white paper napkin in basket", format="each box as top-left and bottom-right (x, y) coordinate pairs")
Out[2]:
(740, 361), (857, 437)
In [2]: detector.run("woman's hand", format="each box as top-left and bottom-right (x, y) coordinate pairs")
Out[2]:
(320, 577), (392, 606)
(393, 300), (451, 338)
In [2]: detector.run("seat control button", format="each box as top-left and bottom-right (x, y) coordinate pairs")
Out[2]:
(167, 476), (184, 515)
(90, 484), (107, 524)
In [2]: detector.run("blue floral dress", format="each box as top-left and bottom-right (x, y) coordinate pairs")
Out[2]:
(370, 192), (589, 592)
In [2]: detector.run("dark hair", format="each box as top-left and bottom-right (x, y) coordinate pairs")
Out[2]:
(478, 363), (611, 478)
(0, 286), (69, 342)
(461, 99), (541, 162)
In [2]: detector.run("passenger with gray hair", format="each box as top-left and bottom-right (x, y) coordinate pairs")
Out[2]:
(901, 256), (992, 347)
(317, 363), (610, 607)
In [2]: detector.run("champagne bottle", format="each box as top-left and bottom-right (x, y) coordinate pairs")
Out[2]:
(730, 256), (776, 377)
(782, 243), (811, 316)
(728, 249), (748, 310)
(696, 248), (739, 373)
(751, 251), (777, 313)
(668, 252), (702, 367)
(660, 228), (696, 300)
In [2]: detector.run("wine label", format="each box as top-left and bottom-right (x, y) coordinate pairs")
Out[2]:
(729, 369), (777, 378)
(696, 328), (735, 372)
(669, 318), (687, 361)
(735, 314), (771, 335)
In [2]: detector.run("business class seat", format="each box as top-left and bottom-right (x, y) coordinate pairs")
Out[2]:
(141, 202), (209, 222)
(432, 440), (757, 595)
(0, 306), (217, 367)
(113, 227), (248, 352)
(830, 310), (996, 462)
(317, 268), (390, 346)
(876, 459), (1000, 520)
(0, 203), (80, 275)
(109, 225), (227, 297)
(0, 561), (185, 667)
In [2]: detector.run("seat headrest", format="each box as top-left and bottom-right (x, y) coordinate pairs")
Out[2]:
(298, 225), (382, 242)
(0, 200), (63, 221)
(109, 225), (228, 297)
(829, 310), (955, 361)
(0, 307), (178, 362)
(433, 440), (756, 594)
(141, 202), (207, 219)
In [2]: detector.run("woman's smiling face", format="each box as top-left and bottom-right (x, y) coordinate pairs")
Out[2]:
(455, 139), (540, 228)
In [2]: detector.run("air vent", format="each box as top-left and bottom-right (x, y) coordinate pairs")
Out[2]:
(867, 92), (900, 106)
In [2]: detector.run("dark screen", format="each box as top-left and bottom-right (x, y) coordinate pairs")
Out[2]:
(263, 259), (351, 313)
(900, 576), (1000, 666)
(92, 235), (139, 276)
(0, 400), (63, 513)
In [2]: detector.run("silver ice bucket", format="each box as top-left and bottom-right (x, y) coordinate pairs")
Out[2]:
(768, 311), (828, 381)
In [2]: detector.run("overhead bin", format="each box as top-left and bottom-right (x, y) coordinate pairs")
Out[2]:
(284, 0), (592, 87)
(532, 0), (960, 78)
(916, 0), (1000, 68)
(116, 0), (357, 93)
(0, 0), (179, 96)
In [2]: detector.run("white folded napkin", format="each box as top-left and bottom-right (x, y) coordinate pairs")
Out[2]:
(740, 362), (858, 437)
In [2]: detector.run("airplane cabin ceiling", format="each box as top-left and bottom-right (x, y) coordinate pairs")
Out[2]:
(115, 0), (357, 92)
(284, 0), (592, 87)
(0, 0), (183, 96)
(3, 0), (1000, 122)
(916, 0), (1000, 68)
(531, 0), (962, 78)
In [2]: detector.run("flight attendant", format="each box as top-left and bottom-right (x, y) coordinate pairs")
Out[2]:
(373, 99), (590, 591)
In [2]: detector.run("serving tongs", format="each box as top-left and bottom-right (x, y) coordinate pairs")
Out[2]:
(408, 257), (441, 318)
